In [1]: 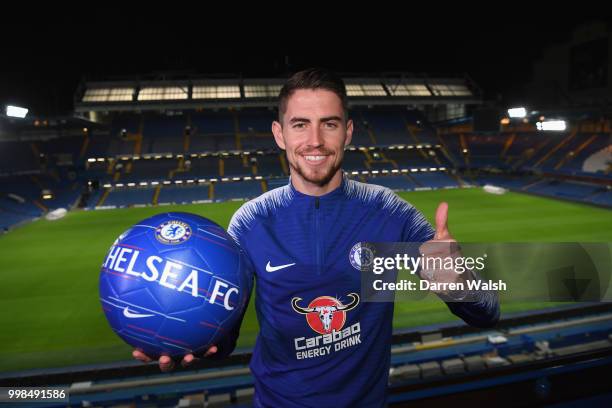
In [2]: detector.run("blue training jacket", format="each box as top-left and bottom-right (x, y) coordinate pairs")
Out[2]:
(221, 173), (499, 407)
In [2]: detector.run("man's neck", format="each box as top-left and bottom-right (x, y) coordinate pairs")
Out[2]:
(291, 170), (343, 197)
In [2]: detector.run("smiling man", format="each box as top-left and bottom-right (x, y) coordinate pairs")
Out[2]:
(272, 83), (349, 195)
(223, 68), (499, 407)
(134, 68), (500, 407)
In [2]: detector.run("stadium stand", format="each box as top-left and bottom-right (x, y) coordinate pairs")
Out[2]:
(103, 187), (155, 207)
(142, 114), (186, 154)
(367, 175), (418, 191)
(0, 140), (40, 174)
(253, 153), (285, 177)
(222, 154), (251, 177)
(2, 304), (611, 407)
(214, 180), (263, 201)
(123, 158), (179, 182)
(1, 73), (612, 407)
(1, 100), (610, 231)
(157, 184), (211, 204)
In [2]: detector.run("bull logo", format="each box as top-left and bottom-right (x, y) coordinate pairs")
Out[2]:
(291, 293), (360, 335)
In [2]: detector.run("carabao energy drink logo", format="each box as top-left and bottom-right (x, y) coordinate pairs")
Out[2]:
(291, 293), (359, 335)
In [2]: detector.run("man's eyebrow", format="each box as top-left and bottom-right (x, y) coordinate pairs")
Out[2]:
(320, 116), (343, 122)
(289, 116), (343, 124)
(289, 117), (311, 124)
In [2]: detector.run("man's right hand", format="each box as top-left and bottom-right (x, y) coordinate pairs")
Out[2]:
(132, 346), (218, 372)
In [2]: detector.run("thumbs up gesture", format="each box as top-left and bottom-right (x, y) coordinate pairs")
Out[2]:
(419, 202), (470, 297)
(433, 202), (451, 241)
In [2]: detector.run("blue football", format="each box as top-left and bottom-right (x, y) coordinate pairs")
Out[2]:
(99, 212), (250, 357)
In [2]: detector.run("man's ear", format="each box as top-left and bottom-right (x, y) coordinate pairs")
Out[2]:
(344, 119), (354, 147)
(272, 121), (286, 150)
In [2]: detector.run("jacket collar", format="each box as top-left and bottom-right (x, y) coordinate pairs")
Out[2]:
(288, 171), (347, 201)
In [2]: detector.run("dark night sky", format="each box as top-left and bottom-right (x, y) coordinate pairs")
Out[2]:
(1, 16), (609, 117)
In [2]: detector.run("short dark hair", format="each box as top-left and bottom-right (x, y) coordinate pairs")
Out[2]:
(278, 68), (349, 124)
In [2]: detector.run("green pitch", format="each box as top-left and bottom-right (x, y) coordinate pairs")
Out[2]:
(0, 188), (610, 372)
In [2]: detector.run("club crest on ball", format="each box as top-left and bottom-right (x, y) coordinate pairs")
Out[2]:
(155, 220), (192, 244)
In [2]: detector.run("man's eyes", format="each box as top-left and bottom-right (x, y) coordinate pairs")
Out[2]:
(291, 122), (339, 129)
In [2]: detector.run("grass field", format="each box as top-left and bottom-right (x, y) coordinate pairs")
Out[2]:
(0, 187), (610, 373)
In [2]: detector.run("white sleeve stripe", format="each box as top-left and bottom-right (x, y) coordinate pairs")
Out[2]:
(344, 177), (414, 217)
(227, 184), (294, 244)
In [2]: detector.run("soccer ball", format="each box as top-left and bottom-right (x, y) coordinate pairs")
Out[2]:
(99, 212), (251, 357)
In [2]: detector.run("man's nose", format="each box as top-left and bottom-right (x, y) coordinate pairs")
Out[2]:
(306, 126), (324, 147)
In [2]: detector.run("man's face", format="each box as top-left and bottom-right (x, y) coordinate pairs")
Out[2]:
(272, 89), (353, 187)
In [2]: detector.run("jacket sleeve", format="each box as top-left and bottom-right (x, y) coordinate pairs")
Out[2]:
(212, 206), (256, 358)
(211, 278), (253, 358)
(400, 198), (500, 329)
(444, 284), (500, 328)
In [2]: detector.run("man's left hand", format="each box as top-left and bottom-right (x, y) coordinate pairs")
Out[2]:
(419, 202), (469, 295)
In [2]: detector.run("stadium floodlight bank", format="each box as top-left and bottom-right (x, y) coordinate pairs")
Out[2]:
(536, 120), (567, 131)
(507, 107), (527, 118)
(74, 75), (482, 115)
(5, 105), (29, 118)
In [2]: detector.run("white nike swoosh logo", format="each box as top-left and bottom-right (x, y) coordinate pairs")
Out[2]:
(265, 261), (296, 272)
(123, 307), (154, 319)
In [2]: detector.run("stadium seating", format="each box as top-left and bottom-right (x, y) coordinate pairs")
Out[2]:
(254, 154), (285, 177)
(350, 127), (374, 146)
(474, 174), (536, 190)
(366, 175), (417, 191)
(85, 131), (113, 158)
(37, 135), (84, 166)
(237, 108), (276, 133)
(103, 187), (155, 207)
(222, 155), (251, 177)
(266, 177), (290, 191)
(85, 188), (104, 209)
(191, 111), (234, 135)
(439, 130), (612, 184)
(383, 148), (439, 168)
(157, 184), (211, 204)
(359, 107), (411, 146)
(409, 172), (459, 188)
(2, 108), (611, 231)
(239, 133), (277, 150)
(343, 150), (368, 171)
(142, 114), (186, 153)
(587, 189), (612, 206)
(0, 172), (82, 228)
(124, 158), (179, 181)
(524, 180), (602, 200)
(214, 180), (263, 200)
(183, 157), (218, 178)
(0, 141), (40, 174)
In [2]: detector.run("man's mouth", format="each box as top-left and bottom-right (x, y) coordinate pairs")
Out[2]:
(303, 155), (328, 163)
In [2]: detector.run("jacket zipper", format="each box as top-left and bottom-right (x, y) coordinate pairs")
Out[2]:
(315, 197), (321, 275)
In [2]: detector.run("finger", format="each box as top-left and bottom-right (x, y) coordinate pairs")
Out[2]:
(132, 349), (153, 363)
(434, 202), (450, 240)
(204, 345), (218, 357)
(159, 355), (175, 372)
(181, 353), (199, 368)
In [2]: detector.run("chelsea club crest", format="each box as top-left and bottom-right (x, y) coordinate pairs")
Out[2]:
(155, 220), (192, 244)
(349, 242), (374, 271)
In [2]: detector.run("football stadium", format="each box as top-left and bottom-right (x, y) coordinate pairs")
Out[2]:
(1, 23), (612, 407)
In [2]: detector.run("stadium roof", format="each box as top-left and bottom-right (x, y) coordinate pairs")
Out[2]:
(74, 74), (482, 113)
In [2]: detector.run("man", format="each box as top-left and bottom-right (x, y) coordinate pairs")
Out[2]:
(135, 68), (499, 407)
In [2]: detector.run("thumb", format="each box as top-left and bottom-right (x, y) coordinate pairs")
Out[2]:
(434, 202), (450, 240)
